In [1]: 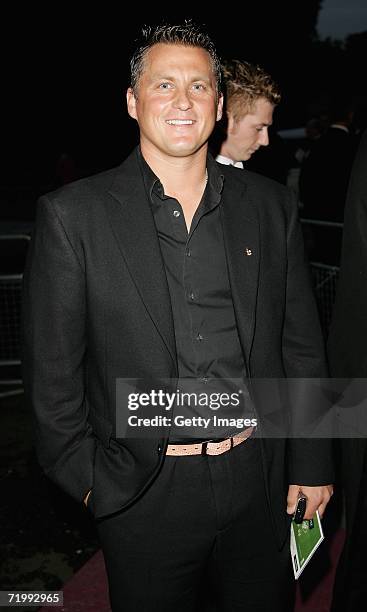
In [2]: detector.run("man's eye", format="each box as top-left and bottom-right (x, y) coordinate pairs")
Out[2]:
(192, 83), (205, 91)
(159, 82), (173, 89)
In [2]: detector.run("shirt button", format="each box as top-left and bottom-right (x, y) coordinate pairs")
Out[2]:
(201, 376), (209, 384)
(186, 249), (191, 257)
(189, 292), (195, 301)
(173, 210), (180, 217)
(196, 333), (203, 341)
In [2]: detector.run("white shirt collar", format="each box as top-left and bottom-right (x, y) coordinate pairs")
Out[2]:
(330, 124), (350, 134)
(216, 154), (244, 169)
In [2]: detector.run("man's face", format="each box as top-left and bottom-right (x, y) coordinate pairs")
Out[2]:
(226, 97), (274, 161)
(127, 43), (223, 160)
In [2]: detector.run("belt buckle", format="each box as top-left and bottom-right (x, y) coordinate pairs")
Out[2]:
(201, 441), (208, 455)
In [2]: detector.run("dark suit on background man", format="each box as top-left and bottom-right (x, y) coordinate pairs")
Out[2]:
(328, 129), (367, 611)
(22, 23), (333, 612)
(299, 124), (356, 222)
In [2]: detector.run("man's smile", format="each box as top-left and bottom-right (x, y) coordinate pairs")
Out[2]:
(165, 119), (195, 125)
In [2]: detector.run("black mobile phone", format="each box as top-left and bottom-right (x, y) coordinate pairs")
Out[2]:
(294, 495), (307, 524)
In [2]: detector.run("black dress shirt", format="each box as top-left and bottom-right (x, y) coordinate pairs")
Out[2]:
(139, 150), (250, 441)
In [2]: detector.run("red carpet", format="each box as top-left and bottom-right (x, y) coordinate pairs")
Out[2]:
(39, 530), (345, 612)
(294, 529), (344, 611)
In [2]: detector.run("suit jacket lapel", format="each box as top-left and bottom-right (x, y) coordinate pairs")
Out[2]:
(105, 150), (177, 368)
(220, 174), (260, 369)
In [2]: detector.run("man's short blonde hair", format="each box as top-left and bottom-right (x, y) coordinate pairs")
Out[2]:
(222, 59), (281, 121)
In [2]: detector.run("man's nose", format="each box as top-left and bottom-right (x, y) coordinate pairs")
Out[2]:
(173, 88), (193, 111)
(259, 128), (270, 147)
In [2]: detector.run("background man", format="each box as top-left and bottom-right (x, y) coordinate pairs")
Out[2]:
(299, 96), (356, 222)
(23, 22), (333, 611)
(328, 129), (367, 611)
(212, 59), (286, 179)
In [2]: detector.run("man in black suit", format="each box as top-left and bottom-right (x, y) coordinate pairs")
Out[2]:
(328, 129), (367, 611)
(22, 22), (333, 611)
(299, 98), (356, 222)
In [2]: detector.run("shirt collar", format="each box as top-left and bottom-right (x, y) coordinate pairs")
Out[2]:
(216, 154), (244, 169)
(330, 124), (350, 134)
(137, 147), (224, 205)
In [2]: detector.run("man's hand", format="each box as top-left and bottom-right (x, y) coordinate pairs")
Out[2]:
(83, 490), (92, 507)
(287, 484), (333, 520)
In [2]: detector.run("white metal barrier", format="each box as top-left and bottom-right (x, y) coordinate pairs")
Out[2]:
(0, 234), (30, 394)
(309, 262), (339, 337)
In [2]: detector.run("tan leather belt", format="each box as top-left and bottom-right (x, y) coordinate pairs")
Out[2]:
(166, 427), (254, 456)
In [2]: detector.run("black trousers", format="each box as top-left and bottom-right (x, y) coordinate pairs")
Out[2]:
(96, 438), (293, 611)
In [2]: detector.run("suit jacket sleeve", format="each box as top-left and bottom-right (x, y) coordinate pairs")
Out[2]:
(22, 195), (96, 502)
(282, 190), (334, 485)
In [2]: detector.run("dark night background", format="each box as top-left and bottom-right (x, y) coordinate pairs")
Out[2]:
(2, 1), (367, 221)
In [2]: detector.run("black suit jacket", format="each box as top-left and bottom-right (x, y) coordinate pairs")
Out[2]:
(299, 126), (356, 222)
(328, 129), (367, 494)
(328, 131), (367, 595)
(22, 147), (332, 547)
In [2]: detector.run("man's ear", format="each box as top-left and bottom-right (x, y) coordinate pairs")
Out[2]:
(216, 93), (224, 122)
(126, 88), (138, 120)
(227, 112), (237, 133)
